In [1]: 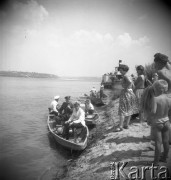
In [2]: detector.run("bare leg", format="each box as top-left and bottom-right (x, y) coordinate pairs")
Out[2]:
(161, 121), (170, 161)
(153, 125), (162, 164)
(116, 115), (124, 131)
(125, 116), (131, 128)
(119, 115), (125, 128)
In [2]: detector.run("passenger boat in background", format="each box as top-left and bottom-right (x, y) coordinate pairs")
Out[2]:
(47, 115), (89, 151)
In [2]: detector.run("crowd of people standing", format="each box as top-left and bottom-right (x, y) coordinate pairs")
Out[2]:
(116, 52), (171, 165)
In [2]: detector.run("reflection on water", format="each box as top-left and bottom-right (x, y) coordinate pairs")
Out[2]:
(0, 77), (100, 180)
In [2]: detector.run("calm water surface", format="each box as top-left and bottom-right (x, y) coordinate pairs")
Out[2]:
(0, 77), (100, 180)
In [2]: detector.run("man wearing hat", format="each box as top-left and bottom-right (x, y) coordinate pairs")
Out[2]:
(49, 95), (60, 116)
(59, 96), (73, 122)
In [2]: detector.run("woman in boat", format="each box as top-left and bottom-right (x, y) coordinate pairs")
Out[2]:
(116, 64), (139, 131)
(85, 99), (94, 115)
(63, 101), (86, 142)
(142, 80), (171, 164)
(134, 65), (146, 121)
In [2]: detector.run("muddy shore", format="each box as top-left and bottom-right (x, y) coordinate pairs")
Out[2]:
(58, 89), (171, 180)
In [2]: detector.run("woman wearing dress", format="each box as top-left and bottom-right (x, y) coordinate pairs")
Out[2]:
(116, 64), (139, 131)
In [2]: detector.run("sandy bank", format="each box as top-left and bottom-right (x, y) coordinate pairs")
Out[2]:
(61, 90), (171, 180)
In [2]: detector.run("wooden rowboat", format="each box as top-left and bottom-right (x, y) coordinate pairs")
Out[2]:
(85, 113), (99, 126)
(47, 115), (89, 151)
(90, 96), (105, 107)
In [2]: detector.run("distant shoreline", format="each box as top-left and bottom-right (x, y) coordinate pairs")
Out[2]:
(0, 71), (58, 79)
(0, 71), (102, 81)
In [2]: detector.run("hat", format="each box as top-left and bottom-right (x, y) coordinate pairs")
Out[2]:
(54, 95), (60, 100)
(73, 101), (80, 106)
(65, 96), (71, 100)
(118, 64), (129, 72)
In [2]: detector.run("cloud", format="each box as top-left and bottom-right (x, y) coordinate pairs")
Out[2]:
(0, 25), (152, 76)
(70, 30), (113, 45)
(117, 32), (150, 48)
(1, 0), (48, 26)
(138, 14), (148, 20)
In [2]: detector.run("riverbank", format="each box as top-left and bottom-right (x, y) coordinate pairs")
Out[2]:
(61, 90), (171, 180)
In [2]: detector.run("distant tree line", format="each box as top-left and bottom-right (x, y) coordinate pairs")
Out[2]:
(0, 71), (59, 78)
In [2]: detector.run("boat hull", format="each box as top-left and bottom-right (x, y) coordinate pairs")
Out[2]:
(47, 115), (89, 151)
(85, 113), (99, 126)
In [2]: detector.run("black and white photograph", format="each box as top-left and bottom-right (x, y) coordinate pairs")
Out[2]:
(0, 0), (171, 180)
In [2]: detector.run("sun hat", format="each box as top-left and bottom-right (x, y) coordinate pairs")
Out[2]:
(54, 95), (60, 100)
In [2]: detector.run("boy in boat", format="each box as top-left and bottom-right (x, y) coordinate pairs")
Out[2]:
(142, 80), (171, 164)
(85, 99), (94, 116)
(63, 101), (86, 142)
(49, 95), (60, 116)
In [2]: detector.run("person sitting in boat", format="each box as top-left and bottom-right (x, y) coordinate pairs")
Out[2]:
(63, 101), (86, 142)
(49, 95), (60, 116)
(85, 99), (94, 115)
(59, 96), (73, 123)
(90, 87), (97, 97)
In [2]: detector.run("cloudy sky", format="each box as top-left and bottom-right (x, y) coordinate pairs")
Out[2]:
(0, 0), (171, 77)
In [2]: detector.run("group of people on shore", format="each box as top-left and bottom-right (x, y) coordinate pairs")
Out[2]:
(116, 52), (171, 165)
(49, 94), (95, 143)
(90, 84), (105, 99)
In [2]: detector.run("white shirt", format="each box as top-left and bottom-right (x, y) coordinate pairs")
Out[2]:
(69, 107), (85, 126)
(50, 100), (58, 112)
(85, 103), (94, 111)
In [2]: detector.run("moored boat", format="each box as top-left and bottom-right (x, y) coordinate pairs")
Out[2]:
(90, 96), (105, 107)
(47, 115), (89, 151)
(85, 113), (99, 126)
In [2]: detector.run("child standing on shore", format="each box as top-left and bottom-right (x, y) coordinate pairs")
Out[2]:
(142, 80), (171, 164)
(116, 64), (139, 131)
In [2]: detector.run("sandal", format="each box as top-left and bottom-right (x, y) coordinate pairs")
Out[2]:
(123, 125), (129, 129)
(116, 127), (123, 132)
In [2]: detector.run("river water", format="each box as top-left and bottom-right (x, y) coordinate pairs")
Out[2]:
(0, 76), (100, 180)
